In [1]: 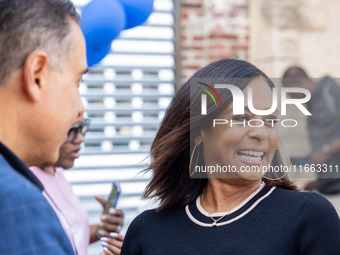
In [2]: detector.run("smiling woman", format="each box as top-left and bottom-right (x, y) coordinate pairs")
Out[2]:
(121, 59), (340, 255)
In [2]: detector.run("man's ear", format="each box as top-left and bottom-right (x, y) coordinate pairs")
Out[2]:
(22, 50), (49, 102)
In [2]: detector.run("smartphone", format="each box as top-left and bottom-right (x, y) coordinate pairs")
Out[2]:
(103, 182), (121, 215)
(97, 183), (121, 236)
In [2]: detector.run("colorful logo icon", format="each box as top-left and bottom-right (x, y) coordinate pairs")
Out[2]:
(197, 82), (223, 107)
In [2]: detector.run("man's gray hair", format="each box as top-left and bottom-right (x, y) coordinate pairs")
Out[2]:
(0, 0), (80, 85)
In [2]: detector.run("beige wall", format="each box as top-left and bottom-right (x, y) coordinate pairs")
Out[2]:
(250, 0), (340, 78)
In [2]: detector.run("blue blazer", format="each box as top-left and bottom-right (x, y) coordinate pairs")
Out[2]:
(0, 144), (75, 255)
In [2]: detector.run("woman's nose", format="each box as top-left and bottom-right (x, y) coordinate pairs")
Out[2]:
(248, 124), (269, 142)
(73, 133), (85, 144)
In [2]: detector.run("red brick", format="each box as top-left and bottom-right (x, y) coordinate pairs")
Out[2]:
(182, 3), (202, 8)
(231, 45), (248, 51)
(209, 33), (238, 40)
(179, 0), (249, 84)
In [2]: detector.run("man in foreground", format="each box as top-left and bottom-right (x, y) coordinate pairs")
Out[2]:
(0, 0), (87, 254)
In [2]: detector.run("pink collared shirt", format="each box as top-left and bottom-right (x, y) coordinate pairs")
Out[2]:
(30, 166), (90, 255)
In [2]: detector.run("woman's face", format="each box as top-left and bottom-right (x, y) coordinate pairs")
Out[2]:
(54, 116), (85, 170)
(198, 76), (279, 179)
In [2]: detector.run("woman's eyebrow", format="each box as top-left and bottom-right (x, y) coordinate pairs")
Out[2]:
(225, 107), (279, 115)
(225, 106), (250, 114)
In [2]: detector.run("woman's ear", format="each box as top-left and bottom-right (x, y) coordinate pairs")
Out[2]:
(195, 127), (208, 145)
(194, 134), (202, 145)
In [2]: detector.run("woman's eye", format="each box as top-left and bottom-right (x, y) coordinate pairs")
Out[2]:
(233, 115), (250, 121)
(264, 117), (279, 124)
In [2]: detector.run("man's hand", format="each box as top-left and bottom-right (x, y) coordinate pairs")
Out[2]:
(95, 196), (124, 238)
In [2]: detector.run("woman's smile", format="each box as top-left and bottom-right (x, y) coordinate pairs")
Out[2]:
(237, 148), (266, 165)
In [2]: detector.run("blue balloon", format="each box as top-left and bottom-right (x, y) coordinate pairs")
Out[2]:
(86, 42), (112, 67)
(119, 0), (154, 30)
(81, 0), (126, 48)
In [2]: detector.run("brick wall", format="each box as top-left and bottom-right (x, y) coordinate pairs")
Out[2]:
(180, 0), (249, 84)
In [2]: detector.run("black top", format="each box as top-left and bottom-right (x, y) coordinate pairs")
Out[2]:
(122, 184), (340, 255)
(0, 142), (44, 191)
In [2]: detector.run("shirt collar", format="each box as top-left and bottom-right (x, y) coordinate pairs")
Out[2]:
(185, 183), (275, 228)
(0, 142), (44, 191)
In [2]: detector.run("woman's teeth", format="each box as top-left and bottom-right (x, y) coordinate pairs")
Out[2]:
(239, 155), (262, 162)
(239, 150), (264, 156)
(238, 150), (264, 162)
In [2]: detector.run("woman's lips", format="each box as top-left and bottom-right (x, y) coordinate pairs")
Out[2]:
(237, 150), (265, 166)
(70, 150), (80, 159)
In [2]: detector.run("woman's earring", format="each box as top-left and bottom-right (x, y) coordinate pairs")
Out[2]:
(263, 148), (290, 181)
(189, 143), (200, 176)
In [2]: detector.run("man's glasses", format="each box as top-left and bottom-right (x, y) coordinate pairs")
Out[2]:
(66, 118), (91, 143)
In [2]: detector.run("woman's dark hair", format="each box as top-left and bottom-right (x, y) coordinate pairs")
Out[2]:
(143, 59), (298, 211)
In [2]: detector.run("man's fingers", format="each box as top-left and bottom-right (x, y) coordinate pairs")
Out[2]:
(95, 196), (106, 207)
